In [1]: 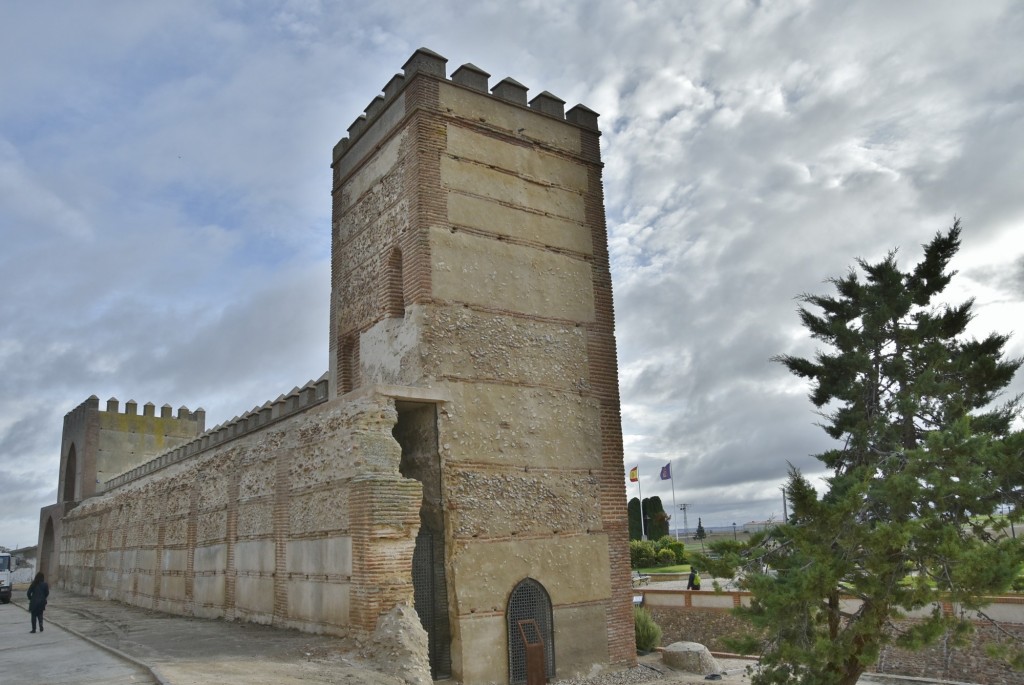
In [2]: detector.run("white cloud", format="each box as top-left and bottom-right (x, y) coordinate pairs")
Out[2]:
(0, 0), (1022, 548)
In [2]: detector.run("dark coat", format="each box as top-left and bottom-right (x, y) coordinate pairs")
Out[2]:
(27, 581), (49, 613)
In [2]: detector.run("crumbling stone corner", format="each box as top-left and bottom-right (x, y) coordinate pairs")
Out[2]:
(349, 473), (422, 632)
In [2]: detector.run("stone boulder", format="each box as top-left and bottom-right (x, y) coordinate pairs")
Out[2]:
(662, 641), (721, 675)
(369, 603), (433, 685)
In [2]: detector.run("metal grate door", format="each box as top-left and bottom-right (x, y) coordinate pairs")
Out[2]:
(507, 578), (555, 684)
(412, 530), (452, 679)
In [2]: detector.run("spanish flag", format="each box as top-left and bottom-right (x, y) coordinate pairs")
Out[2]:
(629, 466), (639, 482)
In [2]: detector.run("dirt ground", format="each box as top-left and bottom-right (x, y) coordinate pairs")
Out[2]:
(13, 586), (965, 685)
(14, 585), (759, 685)
(631, 651), (760, 684)
(13, 587), (423, 685)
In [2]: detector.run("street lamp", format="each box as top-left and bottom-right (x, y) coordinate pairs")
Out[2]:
(732, 522), (737, 540)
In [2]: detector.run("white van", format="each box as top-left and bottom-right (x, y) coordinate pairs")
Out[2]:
(0, 552), (12, 603)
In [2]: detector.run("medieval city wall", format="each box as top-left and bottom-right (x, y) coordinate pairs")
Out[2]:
(45, 48), (633, 685)
(57, 389), (422, 635)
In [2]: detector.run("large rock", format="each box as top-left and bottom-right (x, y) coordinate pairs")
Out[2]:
(662, 641), (721, 675)
(368, 603), (432, 685)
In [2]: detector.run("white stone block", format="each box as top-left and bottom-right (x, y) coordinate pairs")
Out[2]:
(662, 642), (721, 675)
(193, 544), (226, 572)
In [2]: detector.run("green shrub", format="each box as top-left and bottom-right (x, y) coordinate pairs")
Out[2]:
(656, 548), (676, 566)
(630, 539), (657, 568)
(651, 536), (687, 564)
(665, 541), (687, 564)
(634, 606), (662, 652)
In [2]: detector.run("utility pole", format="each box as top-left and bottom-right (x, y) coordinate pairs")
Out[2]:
(678, 503), (691, 538)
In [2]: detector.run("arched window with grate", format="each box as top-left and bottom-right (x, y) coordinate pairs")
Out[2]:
(507, 578), (555, 684)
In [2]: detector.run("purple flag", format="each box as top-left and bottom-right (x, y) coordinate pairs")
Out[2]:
(660, 463), (671, 480)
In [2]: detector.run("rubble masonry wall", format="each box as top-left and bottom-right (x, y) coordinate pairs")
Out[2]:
(58, 394), (421, 635)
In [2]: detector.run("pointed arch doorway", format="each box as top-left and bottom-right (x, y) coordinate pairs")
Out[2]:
(507, 578), (555, 684)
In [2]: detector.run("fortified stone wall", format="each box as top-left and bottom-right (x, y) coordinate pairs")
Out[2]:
(43, 48), (633, 685)
(57, 389), (421, 635)
(100, 375), (327, 492)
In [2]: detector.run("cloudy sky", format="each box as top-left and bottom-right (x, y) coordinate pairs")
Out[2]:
(2, 1), (1022, 548)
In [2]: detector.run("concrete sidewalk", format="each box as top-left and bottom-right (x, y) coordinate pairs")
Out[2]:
(0, 599), (155, 684)
(8, 588), (404, 685)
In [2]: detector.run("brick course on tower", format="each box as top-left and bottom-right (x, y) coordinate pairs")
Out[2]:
(39, 48), (634, 685)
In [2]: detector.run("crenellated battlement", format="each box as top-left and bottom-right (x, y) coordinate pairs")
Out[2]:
(64, 394), (204, 425)
(101, 372), (329, 491)
(332, 47), (600, 165)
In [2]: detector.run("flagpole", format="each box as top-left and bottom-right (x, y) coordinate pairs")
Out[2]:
(670, 461), (678, 541)
(638, 471), (646, 540)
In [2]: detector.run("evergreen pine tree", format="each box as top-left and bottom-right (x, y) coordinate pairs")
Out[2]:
(646, 496), (670, 539)
(694, 517), (707, 553)
(737, 222), (1024, 685)
(628, 497), (643, 541)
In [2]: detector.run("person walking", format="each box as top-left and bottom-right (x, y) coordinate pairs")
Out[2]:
(27, 572), (49, 633)
(687, 567), (701, 591)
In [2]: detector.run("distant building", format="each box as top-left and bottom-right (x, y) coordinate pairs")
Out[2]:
(743, 520), (772, 533)
(9, 545), (38, 583)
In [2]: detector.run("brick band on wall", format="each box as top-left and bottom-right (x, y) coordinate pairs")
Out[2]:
(348, 475), (422, 632)
(577, 127), (636, 665)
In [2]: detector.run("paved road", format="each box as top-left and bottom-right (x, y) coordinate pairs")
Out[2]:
(0, 599), (156, 684)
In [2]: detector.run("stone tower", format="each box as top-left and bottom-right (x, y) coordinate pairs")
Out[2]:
(38, 395), (204, 580)
(330, 48), (633, 683)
